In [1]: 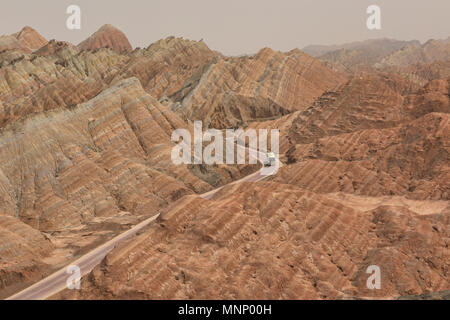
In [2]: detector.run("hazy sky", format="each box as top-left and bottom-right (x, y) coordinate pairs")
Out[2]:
(1, 0), (449, 55)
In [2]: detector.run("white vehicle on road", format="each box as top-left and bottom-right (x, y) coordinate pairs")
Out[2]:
(264, 152), (276, 167)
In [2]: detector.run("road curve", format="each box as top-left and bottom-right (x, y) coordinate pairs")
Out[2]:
(6, 146), (280, 300)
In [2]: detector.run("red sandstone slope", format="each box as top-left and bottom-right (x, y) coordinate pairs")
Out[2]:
(78, 24), (133, 54)
(0, 46), (130, 127)
(110, 39), (347, 128)
(0, 36), (218, 128)
(112, 37), (218, 100)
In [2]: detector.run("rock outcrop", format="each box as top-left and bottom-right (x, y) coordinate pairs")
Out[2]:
(0, 46), (129, 127)
(0, 26), (47, 54)
(33, 39), (74, 56)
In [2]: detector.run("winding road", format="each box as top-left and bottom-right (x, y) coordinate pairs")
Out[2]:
(7, 143), (280, 300)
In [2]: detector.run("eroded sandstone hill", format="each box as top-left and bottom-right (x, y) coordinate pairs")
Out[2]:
(1, 25), (449, 299)
(0, 26), (259, 294)
(0, 26), (48, 54)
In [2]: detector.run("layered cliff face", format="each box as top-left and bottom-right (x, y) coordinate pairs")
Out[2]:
(377, 39), (450, 85)
(112, 36), (218, 101)
(0, 35), (220, 128)
(381, 60), (450, 86)
(248, 74), (449, 201)
(0, 25), (136, 130)
(276, 112), (449, 200)
(112, 40), (347, 129)
(0, 46), (129, 127)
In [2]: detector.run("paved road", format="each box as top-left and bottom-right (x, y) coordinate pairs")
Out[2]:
(6, 143), (280, 300)
(6, 215), (160, 300)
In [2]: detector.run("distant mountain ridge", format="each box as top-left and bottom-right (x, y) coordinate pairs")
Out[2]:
(303, 37), (450, 85)
(303, 38), (419, 58)
(377, 37), (450, 67)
